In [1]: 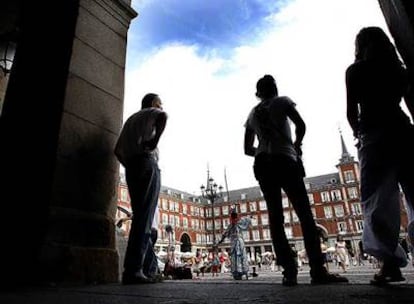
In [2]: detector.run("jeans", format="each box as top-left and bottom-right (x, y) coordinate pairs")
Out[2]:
(123, 155), (160, 276)
(253, 153), (324, 276)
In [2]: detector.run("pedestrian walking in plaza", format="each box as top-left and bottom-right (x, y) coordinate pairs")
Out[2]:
(345, 26), (414, 285)
(335, 235), (348, 273)
(114, 93), (167, 284)
(217, 208), (252, 280)
(209, 249), (220, 277)
(244, 74), (349, 286)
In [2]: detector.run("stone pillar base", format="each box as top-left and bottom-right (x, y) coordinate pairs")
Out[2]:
(39, 243), (119, 284)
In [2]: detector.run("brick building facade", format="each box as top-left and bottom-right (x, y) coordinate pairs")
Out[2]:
(116, 134), (410, 261)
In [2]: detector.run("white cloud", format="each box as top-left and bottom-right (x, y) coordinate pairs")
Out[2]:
(124, 0), (388, 194)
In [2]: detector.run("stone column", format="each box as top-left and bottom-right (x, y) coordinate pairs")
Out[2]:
(378, 0), (414, 71)
(40, 0), (137, 283)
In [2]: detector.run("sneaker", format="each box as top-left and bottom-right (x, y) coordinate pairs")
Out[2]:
(370, 272), (405, 286)
(311, 271), (349, 285)
(370, 262), (405, 286)
(147, 273), (164, 283)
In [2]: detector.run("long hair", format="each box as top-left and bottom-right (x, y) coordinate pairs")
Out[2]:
(354, 26), (402, 68)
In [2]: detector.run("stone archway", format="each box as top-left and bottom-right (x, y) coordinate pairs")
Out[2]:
(316, 224), (329, 240)
(180, 233), (192, 253)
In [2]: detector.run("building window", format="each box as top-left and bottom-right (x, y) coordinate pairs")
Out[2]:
(169, 201), (174, 211)
(162, 199), (168, 210)
(334, 205), (344, 217)
(347, 187), (358, 199)
(206, 208), (212, 217)
(174, 202), (179, 212)
(183, 217), (188, 228)
(252, 229), (260, 241)
(121, 188), (129, 202)
(259, 200), (267, 210)
(356, 220), (364, 232)
(344, 170), (355, 183)
(251, 217), (258, 226)
(331, 189), (342, 201)
(291, 211), (299, 222)
(351, 203), (362, 215)
(250, 201), (257, 212)
(162, 214), (168, 224)
(261, 214), (269, 225)
(222, 205), (229, 215)
(223, 218), (229, 228)
(241, 193), (247, 200)
(282, 197), (289, 208)
(263, 229), (271, 240)
(324, 206), (333, 219)
(240, 203), (247, 213)
(242, 230), (250, 241)
(284, 211), (291, 223)
(214, 206), (220, 216)
(169, 214), (174, 225)
(321, 191), (330, 202)
(337, 222), (347, 232)
(175, 215), (180, 226)
(207, 220), (212, 230)
(215, 219), (221, 229)
(182, 205), (187, 214)
(284, 227), (293, 239)
(308, 193), (314, 204)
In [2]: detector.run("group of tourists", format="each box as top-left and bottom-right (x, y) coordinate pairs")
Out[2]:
(115, 26), (414, 286)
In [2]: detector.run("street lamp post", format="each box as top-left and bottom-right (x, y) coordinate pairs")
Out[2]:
(201, 175), (223, 247)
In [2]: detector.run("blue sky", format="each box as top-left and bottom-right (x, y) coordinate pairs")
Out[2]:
(124, 0), (390, 194)
(128, 0), (285, 62)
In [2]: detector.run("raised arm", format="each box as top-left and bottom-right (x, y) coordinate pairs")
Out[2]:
(146, 111), (167, 151)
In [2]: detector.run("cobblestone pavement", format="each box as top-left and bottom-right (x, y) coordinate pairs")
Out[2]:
(2, 262), (414, 304)
(187, 261), (414, 284)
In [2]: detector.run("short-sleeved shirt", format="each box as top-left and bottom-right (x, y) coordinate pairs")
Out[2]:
(114, 107), (165, 165)
(245, 96), (297, 161)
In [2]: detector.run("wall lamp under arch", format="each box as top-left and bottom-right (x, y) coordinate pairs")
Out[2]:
(0, 40), (16, 75)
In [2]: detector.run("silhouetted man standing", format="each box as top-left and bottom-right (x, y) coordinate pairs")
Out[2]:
(115, 93), (167, 284)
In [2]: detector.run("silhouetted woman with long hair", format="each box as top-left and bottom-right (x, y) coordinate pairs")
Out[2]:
(346, 26), (414, 285)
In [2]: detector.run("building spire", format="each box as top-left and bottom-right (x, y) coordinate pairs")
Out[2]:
(338, 128), (354, 164)
(224, 167), (230, 201)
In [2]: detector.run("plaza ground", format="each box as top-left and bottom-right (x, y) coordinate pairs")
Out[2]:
(2, 263), (414, 303)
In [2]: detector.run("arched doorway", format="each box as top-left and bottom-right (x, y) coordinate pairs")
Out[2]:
(180, 233), (191, 252)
